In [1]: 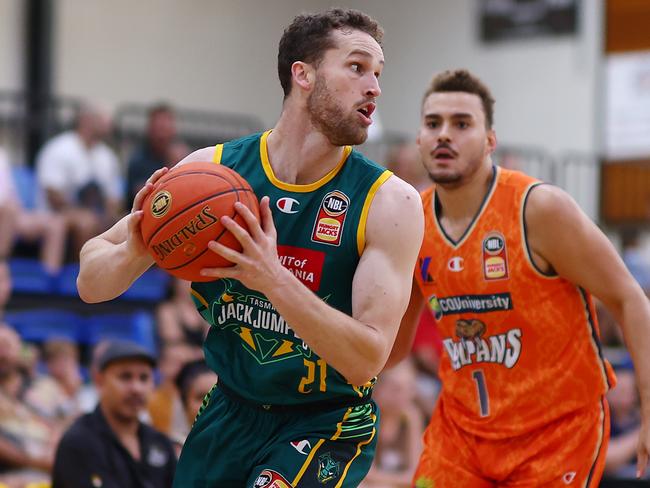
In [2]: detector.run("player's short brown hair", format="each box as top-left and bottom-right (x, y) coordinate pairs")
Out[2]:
(423, 69), (495, 128)
(278, 8), (383, 98)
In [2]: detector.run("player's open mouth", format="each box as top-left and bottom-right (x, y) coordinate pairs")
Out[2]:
(433, 148), (456, 159)
(357, 103), (375, 125)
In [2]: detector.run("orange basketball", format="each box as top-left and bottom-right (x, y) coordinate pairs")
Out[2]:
(140, 161), (259, 282)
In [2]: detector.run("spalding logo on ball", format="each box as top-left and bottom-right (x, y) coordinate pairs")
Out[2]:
(140, 162), (260, 282)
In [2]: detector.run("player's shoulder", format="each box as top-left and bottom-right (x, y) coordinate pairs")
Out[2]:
(176, 132), (266, 168)
(525, 183), (582, 227)
(371, 174), (423, 224)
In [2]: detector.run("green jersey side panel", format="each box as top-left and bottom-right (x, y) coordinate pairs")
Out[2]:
(191, 130), (391, 405)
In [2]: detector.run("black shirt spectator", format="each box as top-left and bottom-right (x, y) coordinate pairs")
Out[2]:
(52, 406), (176, 488)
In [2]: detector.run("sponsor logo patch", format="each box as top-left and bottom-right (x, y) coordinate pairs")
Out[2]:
(419, 256), (435, 283)
(277, 245), (325, 292)
(311, 191), (349, 246)
(151, 190), (172, 218)
(435, 293), (513, 317)
(428, 295), (443, 320)
(483, 232), (509, 280)
(276, 197), (300, 214)
(253, 469), (291, 488)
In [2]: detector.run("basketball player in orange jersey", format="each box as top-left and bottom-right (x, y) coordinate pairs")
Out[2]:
(387, 69), (650, 487)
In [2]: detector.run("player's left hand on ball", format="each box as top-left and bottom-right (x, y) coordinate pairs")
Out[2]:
(201, 196), (289, 292)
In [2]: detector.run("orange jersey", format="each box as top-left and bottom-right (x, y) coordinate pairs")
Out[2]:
(415, 166), (616, 439)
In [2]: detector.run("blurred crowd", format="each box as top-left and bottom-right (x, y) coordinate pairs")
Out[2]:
(0, 102), (648, 487)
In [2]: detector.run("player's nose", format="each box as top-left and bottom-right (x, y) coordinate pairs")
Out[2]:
(364, 74), (381, 98)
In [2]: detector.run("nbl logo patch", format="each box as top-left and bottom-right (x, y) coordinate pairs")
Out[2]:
(482, 232), (509, 280)
(253, 469), (291, 488)
(311, 190), (350, 246)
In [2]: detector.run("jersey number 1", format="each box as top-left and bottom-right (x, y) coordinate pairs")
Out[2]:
(472, 370), (490, 417)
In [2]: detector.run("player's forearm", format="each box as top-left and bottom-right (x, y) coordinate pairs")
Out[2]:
(77, 238), (152, 303)
(264, 268), (390, 386)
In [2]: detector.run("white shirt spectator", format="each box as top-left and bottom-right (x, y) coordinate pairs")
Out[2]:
(0, 148), (18, 207)
(35, 131), (122, 210)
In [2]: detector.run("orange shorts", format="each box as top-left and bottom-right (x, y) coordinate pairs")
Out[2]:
(413, 396), (610, 487)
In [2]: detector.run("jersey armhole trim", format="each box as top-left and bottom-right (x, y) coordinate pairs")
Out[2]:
(190, 287), (210, 310)
(357, 170), (393, 256)
(521, 182), (558, 278)
(212, 144), (223, 164)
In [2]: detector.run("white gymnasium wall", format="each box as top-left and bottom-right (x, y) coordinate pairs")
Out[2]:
(52, 0), (603, 155)
(0, 0), (24, 90)
(54, 0), (325, 124)
(344, 0), (603, 155)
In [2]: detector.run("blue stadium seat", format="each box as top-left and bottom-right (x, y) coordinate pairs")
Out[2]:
(85, 311), (156, 353)
(8, 258), (56, 294)
(55, 263), (80, 297)
(4, 309), (84, 343)
(121, 267), (170, 302)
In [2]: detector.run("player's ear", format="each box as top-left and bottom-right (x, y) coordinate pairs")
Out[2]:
(486, 129), (497, 154)
(291, 61), (314, 92)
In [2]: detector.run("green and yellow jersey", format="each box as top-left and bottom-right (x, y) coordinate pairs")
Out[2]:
(190, 130), (391, 405)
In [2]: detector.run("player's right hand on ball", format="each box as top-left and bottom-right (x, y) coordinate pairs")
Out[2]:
(127, 167), (169, 256)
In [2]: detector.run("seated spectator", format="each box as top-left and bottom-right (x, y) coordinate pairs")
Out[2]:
(126, 103), (177, 204)
(0, 262), (10, 322)
(0, 326), (58, 486)
(173, 359), (217, 446)
(156, 278), (208, 348)
(603, 357), (648, 481)
(35, 102), (123, 256)
(24, 339), (83, 423)
(362, 358), (423, 488)
(0, 148), (66, 274)
(148, 342), (198, 438)
(52, 340), (176, 488)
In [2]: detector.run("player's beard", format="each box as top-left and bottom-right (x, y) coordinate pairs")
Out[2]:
(307, 74), (368, 146)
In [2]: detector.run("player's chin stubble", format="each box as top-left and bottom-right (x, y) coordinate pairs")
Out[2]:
(307, 77), (367, 146)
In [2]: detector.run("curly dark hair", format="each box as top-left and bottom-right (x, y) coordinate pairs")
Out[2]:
(277, 8), (383, 98)
(423, 69), (495, 128)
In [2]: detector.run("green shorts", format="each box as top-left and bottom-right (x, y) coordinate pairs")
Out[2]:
(174, 385), (378, 487)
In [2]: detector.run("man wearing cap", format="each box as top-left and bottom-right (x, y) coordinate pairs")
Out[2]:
(52, 340), (176, 488)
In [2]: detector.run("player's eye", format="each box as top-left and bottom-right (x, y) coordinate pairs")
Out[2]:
(350, 63), (362, 73)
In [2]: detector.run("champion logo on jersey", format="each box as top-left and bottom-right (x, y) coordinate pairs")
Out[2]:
(276, 197), (300, 214)
(482, 231), (509, 280)
(290, 439), (312, 455)
(562, 471), (576, 484)
(447, 256), (464, 272)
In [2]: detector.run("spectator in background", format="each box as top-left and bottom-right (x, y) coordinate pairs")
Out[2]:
(384, 142), (430, 192)
(148, 342), (198, 439)
(24, 339), (83, 423)
(604, 358), (649, 481)
(173, 360), (217, 447)
(35, 102), (123, 257)
(0, 262), (10, 323)
(126, 104), (177, 204)
(156, 278), (208, 349)
(621, 228), (650, 293)
(0, 147), (66, 274)
(362, 358), (423, 488)
(0, 325), (57, 486)
(52, 340), (176, 488)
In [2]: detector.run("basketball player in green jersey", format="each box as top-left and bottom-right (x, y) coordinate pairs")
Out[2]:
(77, 8), (424, 487)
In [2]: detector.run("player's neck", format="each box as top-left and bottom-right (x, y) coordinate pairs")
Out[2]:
(267, 110), (347, 185)
(436, 160), (495, 223)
